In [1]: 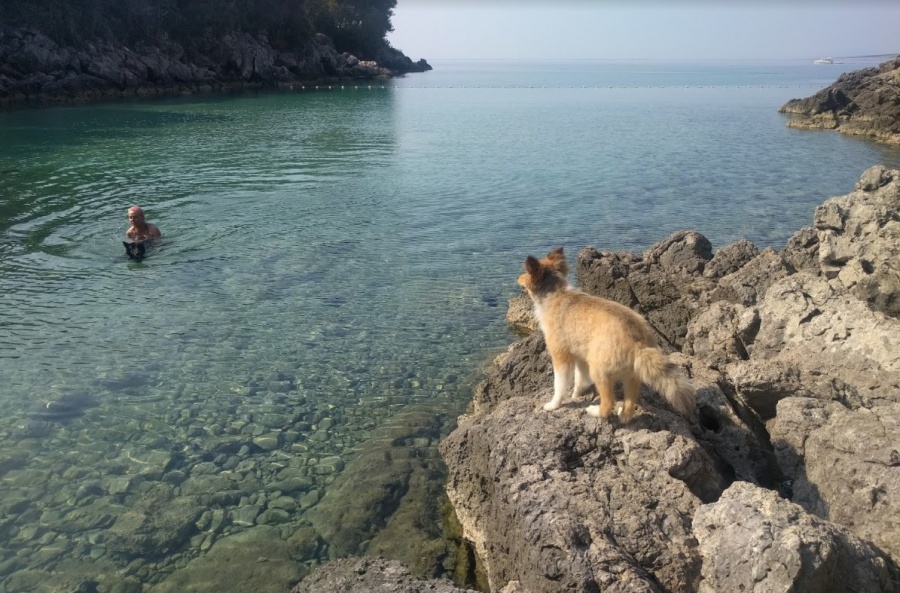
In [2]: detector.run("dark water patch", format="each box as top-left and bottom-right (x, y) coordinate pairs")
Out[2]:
(95, 373), (151, 395)
(318, 238), (358, 256)
(0, 107), (232, 157)
(321, 295), (347, 307)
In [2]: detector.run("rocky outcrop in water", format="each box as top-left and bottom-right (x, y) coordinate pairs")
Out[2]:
(436, 165), (900, 592)
(0, 28), (431, 107)
(779, 56), (900, 145)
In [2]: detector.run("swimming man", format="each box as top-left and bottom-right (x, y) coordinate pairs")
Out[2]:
(126, 206), (161, 241)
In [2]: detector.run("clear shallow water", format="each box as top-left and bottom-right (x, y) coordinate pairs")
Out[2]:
(2, 58), (900, 588)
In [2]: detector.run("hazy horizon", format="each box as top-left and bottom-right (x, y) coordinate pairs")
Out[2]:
(387, 1), (900, 61)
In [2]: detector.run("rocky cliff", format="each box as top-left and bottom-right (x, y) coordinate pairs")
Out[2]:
(0, 27), (431, 107)
(435, 165), (900, 592)
(780, 57), (900, 145)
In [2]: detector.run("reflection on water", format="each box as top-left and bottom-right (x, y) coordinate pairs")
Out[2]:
(2, 60), (900, 591)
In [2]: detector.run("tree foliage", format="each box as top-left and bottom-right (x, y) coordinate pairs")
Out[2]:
(0, 0), (396, 57)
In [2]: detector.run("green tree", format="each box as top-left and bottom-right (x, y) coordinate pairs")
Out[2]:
(0, 0), (396, 57)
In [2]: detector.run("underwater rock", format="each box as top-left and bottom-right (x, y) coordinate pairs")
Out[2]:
(29, 392), (99, 421)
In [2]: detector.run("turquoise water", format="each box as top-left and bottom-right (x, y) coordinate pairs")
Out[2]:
(2, 59), (900, 589)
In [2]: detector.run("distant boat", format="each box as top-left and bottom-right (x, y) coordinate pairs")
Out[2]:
(813, 57), (834, 64)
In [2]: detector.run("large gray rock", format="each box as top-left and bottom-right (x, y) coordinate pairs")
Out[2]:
(769, 398), (900, 564)
(694, 481), (898, 593)
(441, 380), (724, 593)
(813, 165), (900, 318)
(470, 333), (552, 415)
(684, 269), (900, 422)
(506, 292), (538, 334)
(683, 301), (759, 371)
(780, 225), (820, 274)
(703, 247), (792, 307)
(701, 238), (759, 280)
(575, 231), (716, 348)
(219, 32), (277, 81)
(680, 359), (778, 489)
(730, 273), (900, 417)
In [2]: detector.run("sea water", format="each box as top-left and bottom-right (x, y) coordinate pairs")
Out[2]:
(1, 58), (899, 589)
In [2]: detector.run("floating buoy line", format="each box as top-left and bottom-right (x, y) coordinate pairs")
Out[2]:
(289, 83), (828, 91)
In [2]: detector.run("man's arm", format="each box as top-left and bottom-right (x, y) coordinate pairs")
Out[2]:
(149, 224), (161, 238)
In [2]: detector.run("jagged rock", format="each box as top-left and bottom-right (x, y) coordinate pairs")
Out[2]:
(441, 375), (725, 593)
(857, 165), (895, 191)
(780, 57), (900, 144)
(780, 226), (819, 274)
(728, 273), (900, 415)
(704, 247), (792, 307)
(376, 45), (433, 74)
(683, 301), (759, 370)
(694, 481), (898, 593)
(291, 557), (475, 593)
(643, 230), (713, 274)
(10, 71), (56, 94)
(574, 247), (641, 307)
(7, 29), (74, 73)
(769, 399), (900, 565)
(701, 238), (759, 280)
(470, 332), (551, 415)
(576, 231), (716, 348)
(682, 170), (900, 417)
(505, 292), (538, 334)
(678, 359), (778, 488)
(220, 32), (276, 81)
(812, 165), (900, 317)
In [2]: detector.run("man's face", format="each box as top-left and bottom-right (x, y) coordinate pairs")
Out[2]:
(128, 209), (144, 225)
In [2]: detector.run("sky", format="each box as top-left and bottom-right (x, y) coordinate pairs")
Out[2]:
(387, 1), (900, 61)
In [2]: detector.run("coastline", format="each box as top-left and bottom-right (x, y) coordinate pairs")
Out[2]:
(779, 55), (900, 145)
(0, 27), (431, 109)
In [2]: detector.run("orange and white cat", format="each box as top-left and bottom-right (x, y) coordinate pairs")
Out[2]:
(518, 247), (694, 423)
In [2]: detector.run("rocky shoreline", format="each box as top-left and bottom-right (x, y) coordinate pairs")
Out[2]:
(0, 27), (431, 108)
(780, 56), (900, 145)
(296, 165), (900, 592)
